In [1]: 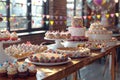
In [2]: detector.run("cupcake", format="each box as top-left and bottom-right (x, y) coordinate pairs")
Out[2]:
(7, 65), (18, 78)
(10, 32), (18, 41)
(0, 31), (10, 41)
(0, 64), (7, 77)
(18, 64), (28, 78)
(28, 64), (37, 76)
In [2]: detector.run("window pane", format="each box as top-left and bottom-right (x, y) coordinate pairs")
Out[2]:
(32, 0), (43, 28)
(10, 17), (28, 31)
(10, 0), (27, 16)
(0, 17), (7, 31)
(0, 1), (6, 16)
(67, 0), (74, 26)
(32, 17), (43, 28)
(76, 0), (82, 16)
(10, 0), (28, 31)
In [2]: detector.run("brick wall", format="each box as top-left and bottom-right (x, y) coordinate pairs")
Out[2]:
(49, 0), (67, 31)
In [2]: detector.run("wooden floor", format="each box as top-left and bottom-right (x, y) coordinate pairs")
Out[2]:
(63, 60), (120, 80)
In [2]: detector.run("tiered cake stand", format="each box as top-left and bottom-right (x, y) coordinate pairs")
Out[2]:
(44, 37), (64, 50)
(0, 38), (21, 63)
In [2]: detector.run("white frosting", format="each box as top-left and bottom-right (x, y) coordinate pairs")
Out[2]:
(28, 65), (36, 72)
(11, 32), (18, 38)
(18, 65), (28, 72)
(0, 66), (6, 73)
(7, 65), (17, 74)
(68, 27), (86, 36)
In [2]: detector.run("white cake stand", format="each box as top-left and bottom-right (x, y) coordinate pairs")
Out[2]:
(44, 37), (64, 50)
(0, 38), (21, 64)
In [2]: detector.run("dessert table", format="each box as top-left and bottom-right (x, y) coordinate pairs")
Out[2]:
(1, 45), (119, 80)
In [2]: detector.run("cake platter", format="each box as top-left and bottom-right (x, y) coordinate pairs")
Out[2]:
(25, 58), (71, 66)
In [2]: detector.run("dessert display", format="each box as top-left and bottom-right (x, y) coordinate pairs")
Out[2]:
(86, 22), (117, 48)
(28, 51), (69, 63)
(0, 31), (19, 41)
(45, 31), (71, 39)
(68, 17), (88, 41)
(5, 42), (48, 59)
(57, 47), (90, 58)
(0, 61), (37, 78)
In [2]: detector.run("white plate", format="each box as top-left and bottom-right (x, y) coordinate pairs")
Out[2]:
(25, 58), (71, 66)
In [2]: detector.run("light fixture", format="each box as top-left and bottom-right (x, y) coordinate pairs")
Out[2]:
(115, 0), (118, 3)
(43, 0), (47, 3)
(0, 17), (3, 22)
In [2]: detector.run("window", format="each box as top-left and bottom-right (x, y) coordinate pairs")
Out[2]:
(66, 0), (83, 26)
(0, 0), (48, 33)
(10, 0), (27, 31)
(32, 0), (43, 29)
(0, 0), (7, 31)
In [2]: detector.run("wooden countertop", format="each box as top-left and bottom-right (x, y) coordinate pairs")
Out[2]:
(1, 46), (118, 80)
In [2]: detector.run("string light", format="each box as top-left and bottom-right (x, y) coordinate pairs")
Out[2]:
(43, 0), (47, 3)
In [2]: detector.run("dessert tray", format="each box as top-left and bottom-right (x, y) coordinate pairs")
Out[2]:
(25, 58), (71, 66)
(57, 47), (91, 58)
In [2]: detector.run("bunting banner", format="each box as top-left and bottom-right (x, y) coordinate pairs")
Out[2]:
(1, 12), (120, 25)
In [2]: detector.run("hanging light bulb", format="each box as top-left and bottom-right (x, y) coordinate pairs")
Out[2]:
(115, 0), (118, 3)
(43, 0), (47, 3)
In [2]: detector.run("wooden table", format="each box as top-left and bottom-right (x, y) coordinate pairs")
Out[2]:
(1, 45), (119, 80)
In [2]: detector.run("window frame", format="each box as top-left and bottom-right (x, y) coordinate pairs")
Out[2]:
(0, 0), (49, 33)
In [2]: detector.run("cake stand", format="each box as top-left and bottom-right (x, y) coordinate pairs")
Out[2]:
(44, 37), (64, 50)
(0, 38), (21, 64)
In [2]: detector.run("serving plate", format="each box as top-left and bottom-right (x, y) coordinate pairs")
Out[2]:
(25, 58), (71, 66)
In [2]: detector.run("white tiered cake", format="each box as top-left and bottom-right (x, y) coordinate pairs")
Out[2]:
(86, 22), (117, 47)
(68, 17), (88, 41)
